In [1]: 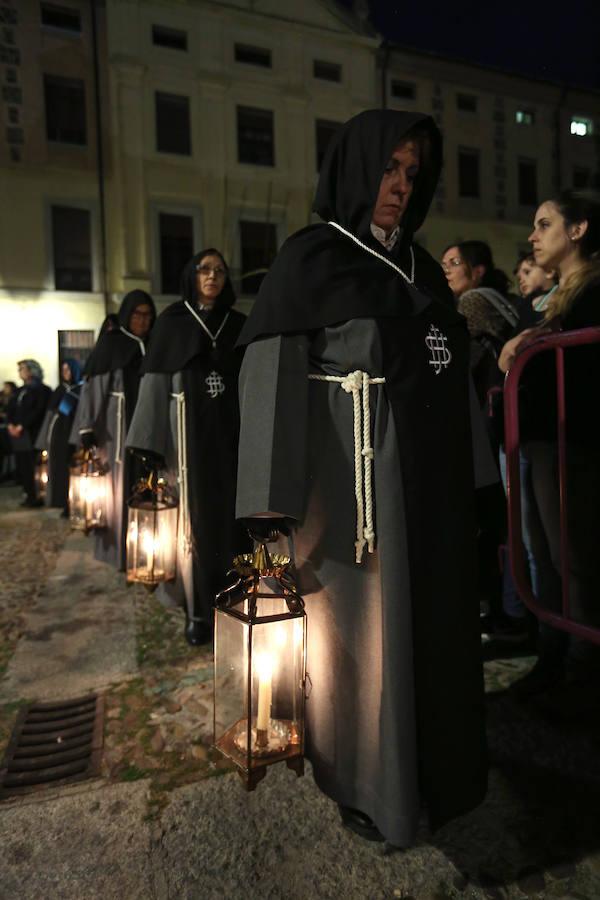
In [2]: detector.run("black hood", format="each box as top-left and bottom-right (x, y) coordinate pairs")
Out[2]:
(238, 109), (452, 347)
(180, 249), (236, 310)
(86, 291), (157, 376)
(314, 109), (442, 246)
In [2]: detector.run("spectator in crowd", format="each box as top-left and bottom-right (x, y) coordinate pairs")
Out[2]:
(235, 110), (494, 846)
(35, 359), (83, 517)
(0, 381), (17, 481)
(6, 361), (51, 507)
(513, 252), (558, 328)
(499, 191), (600, 697)
(126, 249), (249, 646)
(441, 241), (518, 636)
(73, 291), (156, 569)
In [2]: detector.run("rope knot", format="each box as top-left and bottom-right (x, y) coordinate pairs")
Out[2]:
(361, 447), (374, 460)
(341, 371), (363, 393)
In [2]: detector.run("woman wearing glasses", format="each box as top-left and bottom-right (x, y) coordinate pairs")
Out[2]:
(126, 249), (248, 645)
(74, 290), (156, 569)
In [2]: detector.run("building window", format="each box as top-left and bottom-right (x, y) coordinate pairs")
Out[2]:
(152, 25), (187, 51)
(41, 3), (81, 34)
(58, 330), (95, 375)
(391, 80), (416, 101)
(313, 60), (341, 83)
(573, 166), (591, 189)
(570, 116), (593, 137)
(234, 43), (271, 68)
(239, 221), (277, 295)
(458, 148), (480, 198)
(155, 92), (191, 155)
(44, 75), (86, 145)
(237, 106), (274, 166)
(51, 206), (92, 291)
(315, 119), (341, 172)
(518, 158), (537, 206)
(516, 109), (534, 126)
(5, 67), (18, 84)
(159, 213), (194, 294)
(457, 93), (477, 113)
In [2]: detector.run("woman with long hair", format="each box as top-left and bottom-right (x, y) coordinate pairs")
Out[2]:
(500, 191), (600, 696)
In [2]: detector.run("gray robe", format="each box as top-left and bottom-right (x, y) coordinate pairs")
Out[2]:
(74, 371), (129, 569)
(236, 320), (496, 847)
(125, 372), (192, 612)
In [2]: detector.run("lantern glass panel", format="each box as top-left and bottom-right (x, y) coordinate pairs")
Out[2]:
(69, 463), (108, 531)
(214, 594), (305, 773)
(126, 502), (177, 585)
(35, 451), (49, 499)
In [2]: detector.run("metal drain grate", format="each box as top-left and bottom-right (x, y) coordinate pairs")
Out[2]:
(0, 694), (104, 799)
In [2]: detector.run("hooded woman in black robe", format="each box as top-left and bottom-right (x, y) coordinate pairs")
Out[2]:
(35, 357), (83, 514)
(73, 290), (156, 569)
(126, 250), (249, 645)
(235, 110), (494, 845)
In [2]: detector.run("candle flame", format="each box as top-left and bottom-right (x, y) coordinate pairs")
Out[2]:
(254, 652), (273, 681)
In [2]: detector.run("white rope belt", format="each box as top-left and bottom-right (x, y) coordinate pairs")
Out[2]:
(109, 391), (125, 464)
(308, 370), (385, 564)
(171, 392), (191, 554)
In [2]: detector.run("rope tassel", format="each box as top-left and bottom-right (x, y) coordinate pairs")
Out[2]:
(309, 370), (385, 564)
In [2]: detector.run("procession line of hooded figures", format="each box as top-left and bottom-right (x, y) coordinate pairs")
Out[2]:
(9, 110), (600, 846)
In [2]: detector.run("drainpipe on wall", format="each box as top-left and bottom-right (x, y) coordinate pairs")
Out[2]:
(90, 0), (110, 316)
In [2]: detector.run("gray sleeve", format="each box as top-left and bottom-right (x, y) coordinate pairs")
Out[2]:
(236, 334), (309, 521)
(469, 376), (499, 488)
(126, 372), (173, 459)
(76, 373), (111, 436)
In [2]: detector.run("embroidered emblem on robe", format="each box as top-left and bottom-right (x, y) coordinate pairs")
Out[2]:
(425, 325), (452, 375)
(205, 371), (225, 398)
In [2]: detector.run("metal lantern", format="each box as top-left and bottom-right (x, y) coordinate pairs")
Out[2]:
(126, 471), (178, 591)
(68, 449), (108, 533)
(35, 450), (49, 500)
(214, 543), (306, 791)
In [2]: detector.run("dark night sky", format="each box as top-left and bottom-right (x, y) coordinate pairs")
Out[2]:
(341, 1), (600, 91)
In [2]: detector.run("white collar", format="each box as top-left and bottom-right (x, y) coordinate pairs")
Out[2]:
(120, 325), (146, 356)
(370, 222), (400, 251)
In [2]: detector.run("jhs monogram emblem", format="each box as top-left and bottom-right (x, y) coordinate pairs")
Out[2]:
(205, 371), (225, 399)
(425, 325), (452, 375)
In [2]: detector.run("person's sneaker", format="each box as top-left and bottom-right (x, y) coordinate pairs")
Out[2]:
(482, 614), (530, 644)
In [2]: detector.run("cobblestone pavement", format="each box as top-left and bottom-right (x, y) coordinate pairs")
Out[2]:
(2, 481), (600, 898)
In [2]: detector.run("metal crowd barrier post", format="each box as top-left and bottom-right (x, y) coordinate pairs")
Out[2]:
(503, 327), (600, 646)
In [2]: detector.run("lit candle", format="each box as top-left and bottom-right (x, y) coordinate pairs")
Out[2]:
(255, 652), (273, 734)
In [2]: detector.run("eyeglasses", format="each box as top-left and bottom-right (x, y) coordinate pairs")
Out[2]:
(196, 264), (226, 277)
(441, 257), (464, 273)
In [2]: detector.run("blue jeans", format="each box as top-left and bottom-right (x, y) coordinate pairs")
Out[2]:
(498, 447), (539, 618)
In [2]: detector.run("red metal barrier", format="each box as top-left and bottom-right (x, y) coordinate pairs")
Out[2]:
(503, 326), (600, 645)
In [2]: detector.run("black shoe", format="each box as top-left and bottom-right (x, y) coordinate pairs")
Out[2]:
(339, 805), (385, 842)
(509, 657), (565, 699)
(20, 497), (44, 508)
(185, 619), (212, 647)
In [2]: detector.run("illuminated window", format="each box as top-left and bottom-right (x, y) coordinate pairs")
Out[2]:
(516, 109), (534, 125)
(570, 117), (593, 137)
